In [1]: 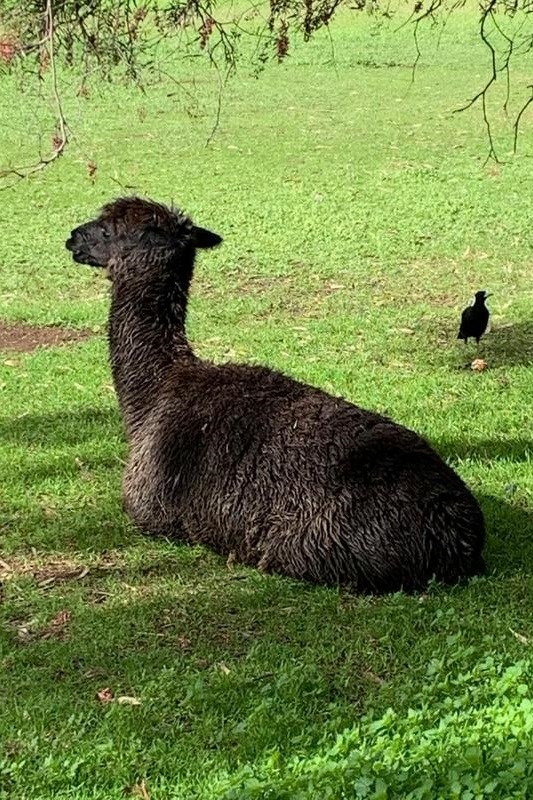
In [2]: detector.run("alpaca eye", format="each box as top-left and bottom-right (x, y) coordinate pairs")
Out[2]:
(100, 227), (110, 238)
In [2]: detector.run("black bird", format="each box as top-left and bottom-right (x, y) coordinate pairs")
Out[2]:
(457, 290), (491, 345)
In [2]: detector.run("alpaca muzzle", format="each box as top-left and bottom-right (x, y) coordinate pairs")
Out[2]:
(65, 227), (107, 268)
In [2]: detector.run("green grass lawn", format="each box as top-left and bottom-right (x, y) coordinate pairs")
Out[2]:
(2, 8), (533, 799)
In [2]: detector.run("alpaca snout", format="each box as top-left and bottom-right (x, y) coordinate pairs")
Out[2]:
(65, 227), (82, 252)
(65, 234), (85, 263)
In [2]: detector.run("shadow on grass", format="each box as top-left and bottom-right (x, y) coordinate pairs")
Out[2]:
(452, 321), (533, 368)
(0, 406), (122, 446)
(436, 437), (533, 463)
(478, 494), (533, 575)
(4, 492), (532, 581)
(2, 540), (532, 799)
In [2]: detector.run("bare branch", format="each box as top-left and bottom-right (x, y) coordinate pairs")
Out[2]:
(481, 88), (500, 164)
(411, 16), (422, 85)
(489, 8), (513, 114)
(206, 63), (230, 145)
(406, 0), (444, 86)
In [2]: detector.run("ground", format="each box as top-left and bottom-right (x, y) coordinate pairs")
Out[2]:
(0, 322), (90, 353)
(1, 7), (533, 800)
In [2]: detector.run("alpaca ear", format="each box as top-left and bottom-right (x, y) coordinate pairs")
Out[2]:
(192, 226), (223, 249)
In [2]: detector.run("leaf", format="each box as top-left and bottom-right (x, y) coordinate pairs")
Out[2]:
(16, 623), (34, 642)
(0, 558), (12, 574)
(51, 609), (71, 627)
(471, 358), (488, 372)
(128, 780), (150, 799)
(37, 577), (56, 589)
(40, 609), (72, 639)
(37, 565), (89, 589)
(117, 695), (142, 706)
(97, 687), (114, 704)
(363, 670), (385, 686)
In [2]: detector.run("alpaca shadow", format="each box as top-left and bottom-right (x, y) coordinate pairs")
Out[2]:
(454, 322), (533, 368)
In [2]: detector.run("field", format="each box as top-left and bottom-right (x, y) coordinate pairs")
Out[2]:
(1, 7), (533, 798)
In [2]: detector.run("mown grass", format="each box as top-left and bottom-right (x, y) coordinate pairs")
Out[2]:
(2, 8), (533, 799)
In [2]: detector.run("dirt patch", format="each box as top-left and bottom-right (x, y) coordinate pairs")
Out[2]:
(0, 322), (92, 354)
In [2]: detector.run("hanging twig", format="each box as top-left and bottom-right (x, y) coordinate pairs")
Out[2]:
(205, 61), (228, 145)
(513, 83), (533, 153)
(453, 0), (501, 163)
(0, 0), (69, 186)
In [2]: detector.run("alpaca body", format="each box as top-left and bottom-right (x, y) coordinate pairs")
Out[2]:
(121, 359), (484, 592)
(66, 196), (486, 593)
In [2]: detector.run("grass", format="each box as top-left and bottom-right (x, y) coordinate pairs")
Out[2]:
(2, 7), (533, 799)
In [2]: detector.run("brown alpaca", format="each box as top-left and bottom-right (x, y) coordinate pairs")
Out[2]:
(66, 197), (486, 593)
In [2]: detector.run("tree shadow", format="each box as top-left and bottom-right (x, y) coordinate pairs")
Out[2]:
(2, 534), (532, 798)
(0, 406), (122, 446)
(435, 437), (533, 464)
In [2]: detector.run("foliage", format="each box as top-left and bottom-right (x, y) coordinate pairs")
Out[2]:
(0, 0), (359, 79)
(217, 656), (533, 799)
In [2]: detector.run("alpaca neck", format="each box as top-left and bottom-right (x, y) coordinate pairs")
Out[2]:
(108, 263), (194, 435)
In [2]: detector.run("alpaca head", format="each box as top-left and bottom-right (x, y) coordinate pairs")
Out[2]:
(65, 196), (222, 278)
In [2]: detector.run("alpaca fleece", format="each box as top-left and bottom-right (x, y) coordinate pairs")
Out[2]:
(66, 197), (486, 593)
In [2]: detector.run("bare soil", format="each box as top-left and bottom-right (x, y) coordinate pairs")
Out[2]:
(0, 322), (92, 353)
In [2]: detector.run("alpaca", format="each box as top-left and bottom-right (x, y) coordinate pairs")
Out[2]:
(65, 197), (486, 593)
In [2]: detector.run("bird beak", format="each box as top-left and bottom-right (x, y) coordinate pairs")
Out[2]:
(485, 293), (492, 298)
